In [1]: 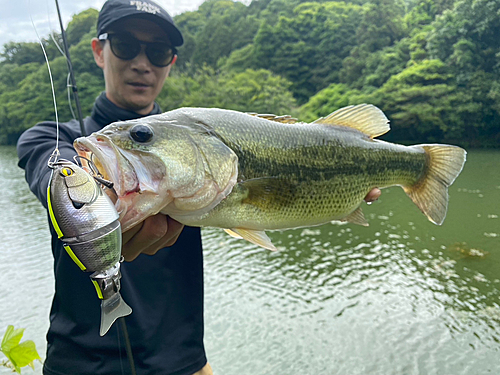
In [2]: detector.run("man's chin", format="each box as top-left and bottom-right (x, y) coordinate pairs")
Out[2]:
(122, 97), (156, 114)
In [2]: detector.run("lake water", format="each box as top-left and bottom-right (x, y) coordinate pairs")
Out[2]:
(0, 145), (499, 374)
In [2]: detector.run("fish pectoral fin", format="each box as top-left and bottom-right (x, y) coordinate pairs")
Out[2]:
(226, 228), (278, 251)
(342, 206), (369, 226)
(224, 228), (243, 239)
(239, 177), (296, 209)
(313, 104), (390, 139)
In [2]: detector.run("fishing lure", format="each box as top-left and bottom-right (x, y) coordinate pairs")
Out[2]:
(47, 157), (132, 336)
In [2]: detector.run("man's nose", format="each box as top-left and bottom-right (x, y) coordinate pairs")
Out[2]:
(131, 45), (151, 72)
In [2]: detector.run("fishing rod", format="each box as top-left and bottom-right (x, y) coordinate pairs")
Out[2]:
(54, 0), (86, 137)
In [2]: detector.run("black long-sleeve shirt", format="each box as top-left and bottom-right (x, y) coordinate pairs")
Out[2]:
(17, 93), (207, 375)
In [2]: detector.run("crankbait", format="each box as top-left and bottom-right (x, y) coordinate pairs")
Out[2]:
(47, 157), (132, 336)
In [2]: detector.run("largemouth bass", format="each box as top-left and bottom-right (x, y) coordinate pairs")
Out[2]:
(74, 104), (466, 250)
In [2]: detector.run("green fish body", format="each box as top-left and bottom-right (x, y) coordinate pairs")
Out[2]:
(74, 104), (466, 250)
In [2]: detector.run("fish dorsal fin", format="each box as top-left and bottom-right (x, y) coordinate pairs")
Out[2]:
(342, 206), (369, 226)
(247, 113), (298, 124)
(225, 228), (278, 251)
(313, 104), (390, 138)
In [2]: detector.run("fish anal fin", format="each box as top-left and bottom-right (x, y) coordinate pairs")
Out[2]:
(226, 228), (277, 251)
(313, 104), (390, 139)
(404, 144), (466, 225)
(224, 228), (243, 239)
(342, 206), (369, 226)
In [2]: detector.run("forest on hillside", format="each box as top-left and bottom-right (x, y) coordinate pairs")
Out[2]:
(0, 0), (499, 147)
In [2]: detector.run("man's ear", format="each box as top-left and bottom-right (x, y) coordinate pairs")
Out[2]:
(91, 38), (105, 69)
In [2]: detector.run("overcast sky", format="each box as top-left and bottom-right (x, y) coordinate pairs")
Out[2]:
(0, 0), (212, 49)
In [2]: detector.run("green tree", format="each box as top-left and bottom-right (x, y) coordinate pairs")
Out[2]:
(366, 60), (498, 146)
(297, 83), (363, 122)
(427, 0), (500, 76)
(66, 8), (99, 47)
(158, 67), (296, 114)
(339, 0), (406, 88)
(188, 0), (259, 69)
(1, 42), (46, 65)
(248, 1), (364, 102)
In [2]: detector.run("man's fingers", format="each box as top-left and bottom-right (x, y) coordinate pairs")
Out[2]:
(122, 221), (142, 244)
(121, 215), (185, 261)
(141, 217), (184, 255)
(165, 216), (184, 245)
(122, 214), (169, 261)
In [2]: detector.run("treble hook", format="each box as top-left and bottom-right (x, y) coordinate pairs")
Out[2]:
(73, 155), (114, 189)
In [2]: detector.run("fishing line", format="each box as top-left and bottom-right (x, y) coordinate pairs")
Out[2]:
(28, 2), (61, 166)
(54, 0), (87, 137)
(45, 0), (78, 121)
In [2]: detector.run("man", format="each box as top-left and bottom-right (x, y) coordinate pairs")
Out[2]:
(18, 0), (381, 373)
(18, 0), (211, 374)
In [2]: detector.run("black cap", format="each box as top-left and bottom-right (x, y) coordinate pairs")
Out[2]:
(97, 0), (183, 46)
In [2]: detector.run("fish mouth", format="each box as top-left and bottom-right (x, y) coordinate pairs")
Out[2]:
(74, 135), (139, 199)
(74, 135), (149, 230)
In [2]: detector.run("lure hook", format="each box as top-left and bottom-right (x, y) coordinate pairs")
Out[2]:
(73, 155), (114, 189)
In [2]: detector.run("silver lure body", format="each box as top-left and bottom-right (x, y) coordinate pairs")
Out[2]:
(47, 159), (132, 336)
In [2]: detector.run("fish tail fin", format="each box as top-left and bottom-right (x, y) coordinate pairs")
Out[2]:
(404, 144), (466, 225)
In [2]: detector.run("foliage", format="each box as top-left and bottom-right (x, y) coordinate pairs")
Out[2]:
(66, 8), (99, 47)
(0, 27), (104, 144)
(298, 83), (363, 122)
(157, 67), (296, 115)
(229, 1), (365, 102)
(0, 0), (499, 147)
(1, 326), (41, 373)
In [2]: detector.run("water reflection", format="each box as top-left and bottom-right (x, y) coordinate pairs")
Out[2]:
(0, 147), (53, 375)
(1, 147), (499, 375)
(203, 151), (500, 375)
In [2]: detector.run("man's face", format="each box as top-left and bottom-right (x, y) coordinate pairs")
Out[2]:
(92, 18), (173, 114)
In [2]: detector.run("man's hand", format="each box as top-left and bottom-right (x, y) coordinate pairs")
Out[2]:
(364, 188), (381, 203)
(122, 214), (184, 261)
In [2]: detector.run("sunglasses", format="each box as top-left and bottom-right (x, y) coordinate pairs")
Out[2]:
(98, 33), (177, 67)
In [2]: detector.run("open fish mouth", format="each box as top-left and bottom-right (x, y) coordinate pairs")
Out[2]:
(74, 135), (140, 199)
(74, 135), (144, 229)
(74, 135), (169, 231)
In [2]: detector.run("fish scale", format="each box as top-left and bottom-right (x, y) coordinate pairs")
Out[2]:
(186, 113), (427, 230)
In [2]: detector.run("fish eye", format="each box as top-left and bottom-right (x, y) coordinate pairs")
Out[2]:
(60, 167), (74, 177)
(130, 125), (154, 143)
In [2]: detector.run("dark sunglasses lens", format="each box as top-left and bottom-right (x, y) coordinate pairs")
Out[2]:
(110, 35), (140, 60)
(146, 44), (174, 67)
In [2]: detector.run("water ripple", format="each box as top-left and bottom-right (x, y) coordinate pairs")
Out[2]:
(2, 147), (500, 375)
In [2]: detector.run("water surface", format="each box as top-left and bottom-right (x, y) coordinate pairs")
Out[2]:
(1, 146), (499, 374)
